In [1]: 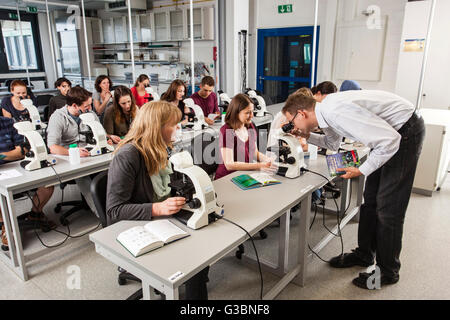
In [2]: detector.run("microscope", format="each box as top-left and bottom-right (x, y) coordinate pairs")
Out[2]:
(218, 90), (232, 113)
(13, 121), (56, 171)
(79, 112), (114, 156)
(245, 89), (267, 117)
(169, 151), (222, 230)
(20, 99), (46, 130)
(267, 127), (305, 179)
(183, 98), (208, 131)
(145, 86), (160, 102)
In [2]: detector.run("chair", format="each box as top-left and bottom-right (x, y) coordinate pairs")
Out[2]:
(36, 95), (53, 123)
(90, 171), (146, 301)
(54, 181), (90, 226)
(189, 131), (267, 260)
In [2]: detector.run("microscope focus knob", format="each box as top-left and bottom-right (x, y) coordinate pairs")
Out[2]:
(26, 151), (34, 158)
(286, 157), (296, 165)
(187, 198), (201, 209)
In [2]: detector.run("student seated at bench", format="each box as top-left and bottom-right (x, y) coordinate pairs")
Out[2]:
(190, 76), (220, 125)
(47, 86), (111, 217)
(107, 101), (209, 300)
(215, 93), (275, 180)
(103, 86), (137, 144)
(0, 80), (37, 122)
(48, 77), (72, 118)
(0, 116), (55, 251)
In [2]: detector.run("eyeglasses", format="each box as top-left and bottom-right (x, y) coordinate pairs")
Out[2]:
(281, 111), (299, 133)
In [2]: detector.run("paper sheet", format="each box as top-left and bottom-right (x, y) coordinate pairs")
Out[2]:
(0, 169), (23, 181)
(208, 114), (220, 121)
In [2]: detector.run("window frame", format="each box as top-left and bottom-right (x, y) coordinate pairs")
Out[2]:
(0, 9), (45, 74)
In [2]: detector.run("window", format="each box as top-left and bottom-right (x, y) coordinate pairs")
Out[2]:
(0, 10), (44, 73)
(1, 20), (38, 70)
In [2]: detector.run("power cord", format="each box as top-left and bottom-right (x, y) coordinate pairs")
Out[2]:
(213, 212), (264, 300)
(300, 167), (345, 262)
(22, 164), (101, 249)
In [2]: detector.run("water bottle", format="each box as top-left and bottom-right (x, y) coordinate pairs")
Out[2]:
(221, 112), (226, 124)
(69, 144), (80, 165)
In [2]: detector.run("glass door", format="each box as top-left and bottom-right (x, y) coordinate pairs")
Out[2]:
(257, 26), (319, 104)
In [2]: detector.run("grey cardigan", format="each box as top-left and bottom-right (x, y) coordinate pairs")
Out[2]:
(106, 143), (156, 225)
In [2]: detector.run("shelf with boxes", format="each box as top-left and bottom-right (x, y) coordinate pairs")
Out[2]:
(92, 42), (181, 66)
(91, 6), (214, 45)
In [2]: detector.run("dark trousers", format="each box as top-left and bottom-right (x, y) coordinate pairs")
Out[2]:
(355, 113), (425, 279)
(185, 266), (209, 300)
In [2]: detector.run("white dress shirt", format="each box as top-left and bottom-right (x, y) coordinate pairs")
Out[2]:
(307, 90), (415, 176)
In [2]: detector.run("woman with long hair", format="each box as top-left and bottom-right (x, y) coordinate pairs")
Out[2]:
(215, 93), (275, 180)
(160, 79), (190, 124)
(103, 86), (137, 144)
(131, 74), (153, 108)
(106, 101), (209, 299)
(92, 75), (113, 123)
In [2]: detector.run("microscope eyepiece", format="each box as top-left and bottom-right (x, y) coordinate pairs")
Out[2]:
(282, 122), (294, 133)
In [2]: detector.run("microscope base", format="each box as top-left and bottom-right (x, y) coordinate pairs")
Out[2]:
(20, 160), (51, 171)
(276, 166), (302, 179)
(175, 209), (218, 228)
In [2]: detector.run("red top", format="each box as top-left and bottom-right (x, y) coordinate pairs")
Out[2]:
(190, 92), (219, 116)
(215, 123), (258, 180)
(131, 86), (152, 107)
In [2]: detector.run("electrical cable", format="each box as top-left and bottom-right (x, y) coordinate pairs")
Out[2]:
(23, 164), (101, 249)
(300, 167), (346, 262)
(213, 213), (264, 300)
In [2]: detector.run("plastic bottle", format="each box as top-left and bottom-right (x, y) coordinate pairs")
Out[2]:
(69, 144), (80, 165)
(221, 112), (226, 124)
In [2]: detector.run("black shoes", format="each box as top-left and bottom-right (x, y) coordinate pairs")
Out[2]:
(329, 250), (373, 268)
(352, 270), (399, 290)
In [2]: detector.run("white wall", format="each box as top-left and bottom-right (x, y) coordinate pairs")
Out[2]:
(420, 0), (450, 110)
(224, 0), (249, 95)
(247, 0), (407, 93)
(248, 0), (337, 90)
(338, 0), (407, 91)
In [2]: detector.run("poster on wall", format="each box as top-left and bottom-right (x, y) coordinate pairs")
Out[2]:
(403, 39), (425, 52)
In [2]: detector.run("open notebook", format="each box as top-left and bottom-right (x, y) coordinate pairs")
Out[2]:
(231, 173), (281, 190)
(117, 220), (190, 257)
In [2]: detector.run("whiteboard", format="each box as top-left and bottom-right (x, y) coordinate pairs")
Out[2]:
(333, 17), (387, 81)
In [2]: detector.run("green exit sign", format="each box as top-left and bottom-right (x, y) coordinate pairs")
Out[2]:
(27, 6), (38, 13)
(278, 4), (293, 14)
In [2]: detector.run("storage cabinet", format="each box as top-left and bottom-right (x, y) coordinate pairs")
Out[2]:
(153, 11), (169, 41)
(91, 18), (103, 44)
(412, 109), (450, 196)
(170, 10), (184, 40)
(114, 17), (126, 43)
(102, 18), (114, 44)
(140, 14), (152, 42)
(187, 8), (202, 39)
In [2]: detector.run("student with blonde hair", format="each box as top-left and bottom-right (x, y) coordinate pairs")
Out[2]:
(106, 100), (209, 300)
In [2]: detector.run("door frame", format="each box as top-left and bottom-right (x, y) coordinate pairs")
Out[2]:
(256, 26), (320, 93)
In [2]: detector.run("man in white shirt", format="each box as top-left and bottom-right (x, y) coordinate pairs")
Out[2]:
(282, 90), (425, 289)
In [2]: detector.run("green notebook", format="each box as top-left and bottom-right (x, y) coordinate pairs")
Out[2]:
(231, 173), (281, 190)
